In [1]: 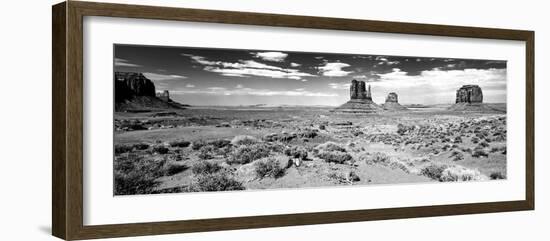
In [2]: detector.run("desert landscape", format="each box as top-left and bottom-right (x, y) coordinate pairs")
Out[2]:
(113, 72), (507, 195)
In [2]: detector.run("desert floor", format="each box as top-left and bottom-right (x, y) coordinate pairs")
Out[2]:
(113, 105), (507, 195)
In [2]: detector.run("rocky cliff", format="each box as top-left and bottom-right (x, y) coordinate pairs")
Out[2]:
(115, 72), (186, 112)
(449, 85), (503, 112)
(333, 79), (382, 113)
(455, 85), (483, 103)
(382, 92), (407, 111)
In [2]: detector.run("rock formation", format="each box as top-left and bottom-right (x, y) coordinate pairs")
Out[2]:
(115, 72), (156, 103)
(333, 79), (382, 113)
(115, 72), (186, 112)
(449, 85), (503, 112)
(455, 85), (483, 103)
(382, 92), (407, 111)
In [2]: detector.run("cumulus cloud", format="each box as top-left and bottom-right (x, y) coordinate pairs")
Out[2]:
(185, 84), (195, 88)
(290, 62), (301, 67)
(143, 72), (187, 81)
(182, 54), (314, 80)
(328, 83), (352, 89)
(114, 58), (142, 67)
(252, 51), (288, 62)
(318, 62), (353, 77)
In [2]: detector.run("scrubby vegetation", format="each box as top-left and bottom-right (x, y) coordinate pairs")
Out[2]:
(254, 158), (285, 179)
(284, 146), (308, 160)
(114, 157), (165, 195)
(169, 140), (190, 148)
(490, 171), (506, 180)
(231, 135), (260, 146)
(191, 161), (222, 175)
(188, 172), (245, 192)
(420, 164), (448, 181)
(227, 143), (271, 164)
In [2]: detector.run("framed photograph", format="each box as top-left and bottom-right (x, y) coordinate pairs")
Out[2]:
(52, 1), (534, 240)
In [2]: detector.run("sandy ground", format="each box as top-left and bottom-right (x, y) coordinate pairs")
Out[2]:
(113, 106), (506, 195)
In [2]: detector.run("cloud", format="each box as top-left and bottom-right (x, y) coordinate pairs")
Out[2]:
(182, 54), (315, 80)
(143, 72), (187, 81)
(172, 87), (337, 97)
(328, 83), (351, 89)
(114, 58), (142, 67)
(252, 52), (288, 62)
(185, 84), (195, 88)
(290, 62), (301, 67)
(318, 62), (353, 77)
(373, 68), (506, 89)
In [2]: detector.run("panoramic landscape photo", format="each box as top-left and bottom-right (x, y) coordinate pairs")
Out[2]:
(113, 44), (507, 196)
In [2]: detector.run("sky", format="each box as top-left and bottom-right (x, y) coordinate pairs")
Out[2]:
(114, 44), (507, 106)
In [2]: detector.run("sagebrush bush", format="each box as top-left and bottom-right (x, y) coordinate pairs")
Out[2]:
(152, 145), (170, 154)
(472, 148), (489, 158)
(228, 143), (271, 164)
(115, 144), (133, 154)
(439, 166), (486, 182)
(298, 129), (318, 139)
(315, 142), (347, 153)
(490, 171), (506, 180)
(208, 139), (231, 148)
(191, 140), (207, 150)
(361, 152), (390, 165)
(164, 163), (188, 176)
(198, 145), (216, 160)
(231, 135), (260, 146)
(254, 158), (285, 178)
(420, 164), (448, 181)
(284, 146), (308, 160)
(315, 151), (352, 164)
(114, 157), (166, 195)
(191, 161), (222, 175)
(169, 140), (190, 148)
(188, 172), (245, 192)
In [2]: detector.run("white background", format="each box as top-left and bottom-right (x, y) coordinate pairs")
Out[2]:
(0, 0), (547, 240)
(84, 16), (525, 225)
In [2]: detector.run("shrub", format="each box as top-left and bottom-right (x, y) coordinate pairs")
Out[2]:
(191, 161), (222, 175)
(152, 145), (170, 154)
(478, 141), (490, 148)
(231, 135), (260, 146)
(208, 139), (231, 148)
(169, 140), (190, 148)
(164, 163), (188, 176)
(316, 151), (352, 164)
(490, 171), (506, 180)
(133, 143), (150, 150)
(362, 152), (390, 165)
(191, 140), (207, 150)
(254, 158), (285, 178)
(471, 137), (480, 144)
(284, 146), (308, 160)
(472, 148), (489, 158)
(114, 144), (133, 154)
(348, 171), (361, 182)
(315, 142), (347, 153)
(299, 129), (318, 139)
(420, 164), (448, 181)
(449, 151), (464, 161)
(228, 143), (271, 164)
(198, 145), (216, 160)
(114, 157), (165, 195)
(439, 166), (486, 182)
(188, 172), (245, 192)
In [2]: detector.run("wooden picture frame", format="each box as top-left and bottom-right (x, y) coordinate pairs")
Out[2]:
(52, 1), (534, 240)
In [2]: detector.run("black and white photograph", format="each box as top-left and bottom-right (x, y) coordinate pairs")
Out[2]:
(113, 44), (508, 195)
